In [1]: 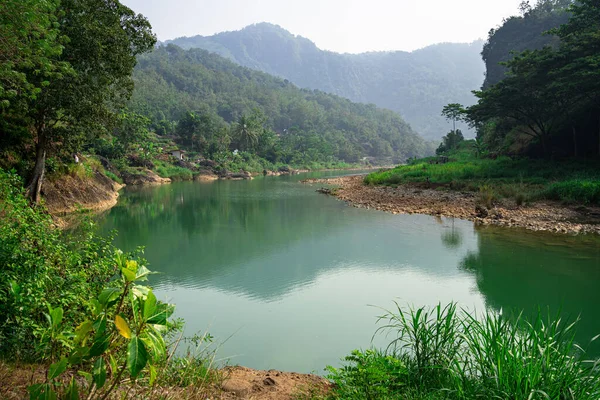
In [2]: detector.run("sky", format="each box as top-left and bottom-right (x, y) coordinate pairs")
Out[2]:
(120, 0), (523, 54)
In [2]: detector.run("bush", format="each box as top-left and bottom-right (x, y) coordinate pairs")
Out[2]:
(0, 169), (117, 360)
(327, 303), (600, 400)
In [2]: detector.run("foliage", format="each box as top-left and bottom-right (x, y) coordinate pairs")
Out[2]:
(364, 144), (600, 205)
(471, 0), (600, 159)
(327, 303), (600, 399)
(0, 169), (117, 360)
(436, 129), (464, 155)
(326, 349), (407, 400)
(130, 44), (434, 165)
(168, 23), (485, 140)
(482, 0), (571, 88)
(28, 252), (174, 400)
(1, 0), (156, 203)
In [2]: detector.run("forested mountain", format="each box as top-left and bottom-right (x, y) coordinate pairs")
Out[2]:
(130, 44), (433, 164)
(167, 23), (485, 140)
(466, 0), (600, 159)
(482, 0), (572, 88)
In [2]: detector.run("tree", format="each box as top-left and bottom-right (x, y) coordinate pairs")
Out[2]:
(441, 103), (466, 132)
(232, 111), (266, 152)
(0, 0), (66, 109)
(21, 0), (155, 203)
(436, 129), (464, 155)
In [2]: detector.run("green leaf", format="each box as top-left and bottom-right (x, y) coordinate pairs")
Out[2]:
(77, 371), (93, 386)
(143, 290), (157, 321)
(141, 326), (166, 361)
(135, 265), (154, 281)
(92, 357), (107, 389)
(50, 307), (63, 329)
(48, 357), (67, 380)
(65, 378), (79, 400)
(74, 320), (93, 344)
(127, 336), (148, 379)
(149, 364), (157, 386)
(89, 334), (110, 358)
(28, 384), (57, 400)
(121, 267), (136, 282)
(93, 317), (107, 339)
(98, 287), (122, 306)
(146, 302), (175, 326)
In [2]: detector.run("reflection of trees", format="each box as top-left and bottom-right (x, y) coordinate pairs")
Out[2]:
(98, 180), (351, 295)
(441, 218), (462, 249)
(460, 226), (600, 356)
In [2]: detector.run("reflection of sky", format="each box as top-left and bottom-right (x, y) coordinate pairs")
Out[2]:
(99, 175), (600, 373)
(158, 268), (486, 374)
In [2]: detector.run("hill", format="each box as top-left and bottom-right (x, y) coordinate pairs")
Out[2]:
(167, 23), (485, 139)
(129, 44), (434, 165)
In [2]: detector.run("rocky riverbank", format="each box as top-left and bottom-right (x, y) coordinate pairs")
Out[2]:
(304, 175), (600, 235)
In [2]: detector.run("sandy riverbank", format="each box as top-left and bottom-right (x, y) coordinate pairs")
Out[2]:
(303, 175), (600, 235)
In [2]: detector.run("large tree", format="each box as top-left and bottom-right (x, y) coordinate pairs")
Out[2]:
(20, 0), (155, 203)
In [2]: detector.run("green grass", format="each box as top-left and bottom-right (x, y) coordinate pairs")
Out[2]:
(365, 145), (600, 205)
(154, 160), (193, 181)
(326, 303), (600, 400)
(104, 170), (123, 184)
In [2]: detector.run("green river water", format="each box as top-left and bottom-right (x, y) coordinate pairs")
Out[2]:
(98, 171), (600, 374)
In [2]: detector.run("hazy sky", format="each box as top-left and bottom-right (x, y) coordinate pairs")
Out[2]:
(121, 0), (523, 53)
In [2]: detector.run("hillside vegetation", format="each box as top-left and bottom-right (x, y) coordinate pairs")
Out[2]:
(168, 23), (485, 140)
(130, 44), (434, 166)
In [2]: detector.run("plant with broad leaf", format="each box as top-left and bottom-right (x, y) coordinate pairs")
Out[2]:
(29, 250), (174, 400)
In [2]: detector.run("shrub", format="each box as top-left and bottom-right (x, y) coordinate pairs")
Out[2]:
(328, 303), (600, 400)
(0, 169), (117, 360)
(476, 184), (496, 209)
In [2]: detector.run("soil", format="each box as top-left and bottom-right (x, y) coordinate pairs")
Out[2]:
(303, 175), (600, 235)
(42, 170), (124, 216)
(0, 363), (331, 400)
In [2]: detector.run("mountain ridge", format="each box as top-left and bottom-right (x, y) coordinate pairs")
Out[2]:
(166, 23), (485, 139)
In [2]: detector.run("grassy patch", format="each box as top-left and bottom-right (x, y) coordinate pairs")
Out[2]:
(365, 147), (600, 205)
(327, 303), (600, 400)
(154, 160), (193, 181)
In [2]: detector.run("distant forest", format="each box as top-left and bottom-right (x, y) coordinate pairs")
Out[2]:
(130, 45), (434, 165)
(168, 24), (485, 140)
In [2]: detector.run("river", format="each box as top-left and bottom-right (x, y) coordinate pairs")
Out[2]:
(98, 171), (600, 374)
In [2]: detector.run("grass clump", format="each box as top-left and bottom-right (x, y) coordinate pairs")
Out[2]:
(326, 303), (600, 400)
(155, 160), (193, 181)
(365, 150), (600, 205)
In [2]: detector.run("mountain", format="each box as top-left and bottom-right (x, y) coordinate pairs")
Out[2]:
(130, 44), (434, 164)
(482, 0), (571, 88)
(167, 23), (485, 140)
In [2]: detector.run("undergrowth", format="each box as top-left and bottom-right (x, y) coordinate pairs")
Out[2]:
(326, 303), (600, 400)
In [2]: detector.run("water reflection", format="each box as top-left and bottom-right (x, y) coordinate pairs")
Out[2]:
(98, 175), (600, 371)
(460, 226), (600, 354)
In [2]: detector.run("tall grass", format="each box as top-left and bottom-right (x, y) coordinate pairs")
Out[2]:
(327, 303), (600, 400)
(364, 155), (600, 205)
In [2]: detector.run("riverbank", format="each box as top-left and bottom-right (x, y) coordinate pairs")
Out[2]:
(304, 175), (600, 235)
(0, 362), (331, 400)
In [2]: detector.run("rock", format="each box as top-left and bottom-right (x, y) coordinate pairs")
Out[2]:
(475, 205), (488, 218)
(198, 159), (217, 168)
(263, 377), (276, 386)
(121, 169), (171, 185)
(222, 378), (252, 397)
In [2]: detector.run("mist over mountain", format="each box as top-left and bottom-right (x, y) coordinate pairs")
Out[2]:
(167, 23), (486, 140)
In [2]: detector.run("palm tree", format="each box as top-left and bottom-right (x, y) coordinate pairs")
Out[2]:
(232, 115), (259, 151)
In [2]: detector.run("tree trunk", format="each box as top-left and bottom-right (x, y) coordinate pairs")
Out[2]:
(26, 131), (47, 205)
(598, 114), (600, 157)
(572, 126), (578, 158)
